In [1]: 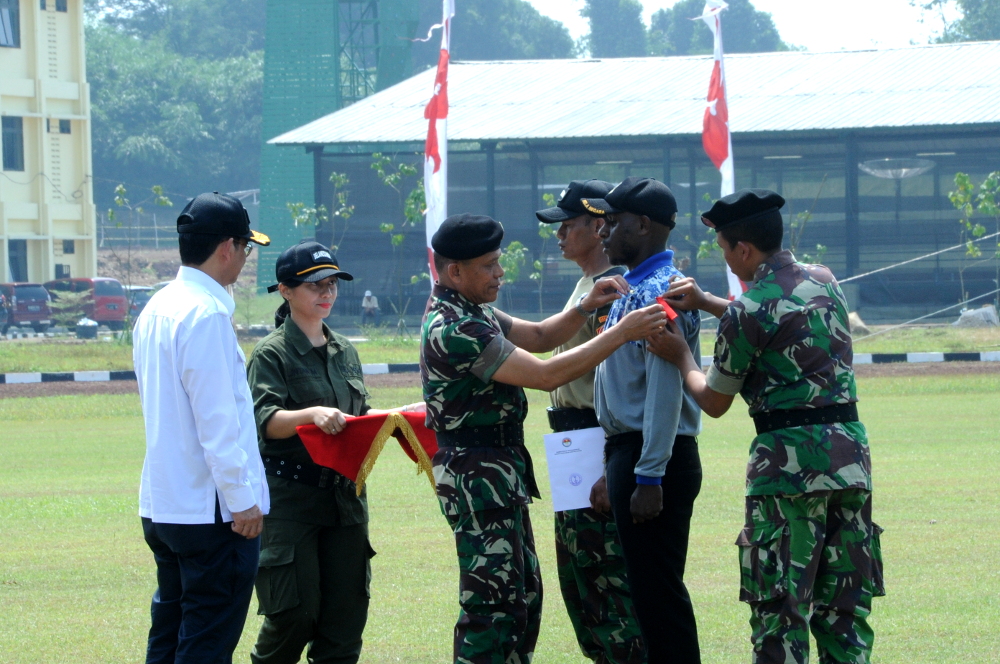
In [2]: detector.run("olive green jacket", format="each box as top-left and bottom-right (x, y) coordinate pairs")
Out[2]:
(247, 316), (370, 526)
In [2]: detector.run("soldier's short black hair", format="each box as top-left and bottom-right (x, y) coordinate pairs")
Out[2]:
(179, 233), (231, 266)
(433, 252), (458, 276)
(718, 216), (783, 254)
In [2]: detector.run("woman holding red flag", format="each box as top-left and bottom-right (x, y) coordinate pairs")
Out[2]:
(246, 239), (421, 664)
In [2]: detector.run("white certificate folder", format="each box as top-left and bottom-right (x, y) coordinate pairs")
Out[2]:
(543, 426), (606, 512)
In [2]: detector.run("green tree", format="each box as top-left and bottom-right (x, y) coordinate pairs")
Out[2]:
(529, 193), (558, 315)
(85, 1), (264, 209)
(582, 0), (647, 58)
(413, 0), (574, 67)
(919, 0), (1000, 42)
(949, 171), (1000, 306)
(648, 0), (792, 56)
(371, 153), (424, 336)
(498, 241), (527, 311)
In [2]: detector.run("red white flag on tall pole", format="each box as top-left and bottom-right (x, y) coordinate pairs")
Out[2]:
(699, 0), (746, 299)
(423, 0), (455, 282)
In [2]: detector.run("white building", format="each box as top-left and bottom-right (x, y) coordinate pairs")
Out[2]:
(1, 0), (96, 283)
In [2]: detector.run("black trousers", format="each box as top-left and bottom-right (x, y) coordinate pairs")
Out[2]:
(606, 434), (703, 664)
(141, 503), (260, 664)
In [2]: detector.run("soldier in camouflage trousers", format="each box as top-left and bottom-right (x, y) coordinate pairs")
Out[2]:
(536, 180), (644, 664)
(649, 189), (885, 664)
(421, 213), (667, 664)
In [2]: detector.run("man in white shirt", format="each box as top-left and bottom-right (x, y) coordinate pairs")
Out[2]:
(133, 192), (271, 664)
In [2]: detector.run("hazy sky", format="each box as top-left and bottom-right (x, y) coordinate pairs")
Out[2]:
(525, 0), (960, 52)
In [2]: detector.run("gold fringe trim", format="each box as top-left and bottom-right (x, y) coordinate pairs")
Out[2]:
(353, 413), (436, 496)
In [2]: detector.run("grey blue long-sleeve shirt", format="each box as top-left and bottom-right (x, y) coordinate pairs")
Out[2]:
(594, 251), (702, 483)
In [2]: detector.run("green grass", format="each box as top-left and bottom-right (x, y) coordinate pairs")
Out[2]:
(0, 335), (421, 372)
(1, 374), (998, 662)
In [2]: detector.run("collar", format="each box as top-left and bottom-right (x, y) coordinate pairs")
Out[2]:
(432, 283), (481, 313)
(591, 265), (627, 283)
(753, 250), (797, 283)
(623, 250), (674, 286)
(282, 314), (344, 356)
(176, 266), (235, 316)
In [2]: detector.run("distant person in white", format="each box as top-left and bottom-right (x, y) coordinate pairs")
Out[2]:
(361, 290), (380, 326)
(133, 192), (271, 664)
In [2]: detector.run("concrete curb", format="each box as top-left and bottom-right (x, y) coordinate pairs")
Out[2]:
(2, 354), (999, 384)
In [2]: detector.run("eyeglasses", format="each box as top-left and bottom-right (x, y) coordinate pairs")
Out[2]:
(234, 238), (253, 257)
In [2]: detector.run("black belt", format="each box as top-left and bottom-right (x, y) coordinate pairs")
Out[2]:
(605, 430), (643, 447)
(605, 431), (698, 448)
(752, 403), (859, 436)
(435, 422), (525, 448)
(547, 407), (600, 432)
(262, 455), (353, 489)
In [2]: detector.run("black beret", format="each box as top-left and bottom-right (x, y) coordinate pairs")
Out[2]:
(701, 189), (785, 230)
(266, 240), (353, 293)
(432, 214), (504, 260)
(536, 179), (614, 223)
(581, 177), (678, 227)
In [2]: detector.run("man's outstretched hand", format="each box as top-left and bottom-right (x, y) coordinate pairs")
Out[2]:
(580, 275), (630, 312)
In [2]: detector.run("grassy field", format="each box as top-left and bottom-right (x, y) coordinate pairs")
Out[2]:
(1, 373), (999, 662)
(2, 324), (999, 373)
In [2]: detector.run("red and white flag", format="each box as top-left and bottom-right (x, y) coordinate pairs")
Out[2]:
(423, 0), (455, 281)
(699, 0), (746, 299)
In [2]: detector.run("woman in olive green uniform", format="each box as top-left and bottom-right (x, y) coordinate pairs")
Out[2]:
(247, 240), (420, 664)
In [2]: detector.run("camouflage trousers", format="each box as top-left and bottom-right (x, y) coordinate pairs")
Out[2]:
(554, 508), (645, 664)
(738, 489), (885, 664)
(445, 504), (542, 664)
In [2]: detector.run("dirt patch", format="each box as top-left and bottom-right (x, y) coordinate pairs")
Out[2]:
(364, 373), (421, 389)
(855, 361), (1000, 378)
(0, 380), (139, 399)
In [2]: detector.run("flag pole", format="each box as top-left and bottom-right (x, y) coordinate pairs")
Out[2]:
(423, 0), (455, 284)
(699, 0), (745, 298)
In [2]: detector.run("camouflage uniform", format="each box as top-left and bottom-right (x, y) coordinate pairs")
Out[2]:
(550, 271), (644, 664)
(706, 250), (885, 664)
(421, 284), (542, 664)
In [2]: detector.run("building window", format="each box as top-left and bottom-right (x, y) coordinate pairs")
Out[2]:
(63, 240), (75, 254)
(56, 0), (66, 12)
(59, 119), (70, 134)
(2, 117), (25, 172)
(55, 264), (71, 279)
(0, 0), (20, 48)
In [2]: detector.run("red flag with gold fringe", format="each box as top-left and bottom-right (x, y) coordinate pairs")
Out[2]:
(297, 412), (437, 496)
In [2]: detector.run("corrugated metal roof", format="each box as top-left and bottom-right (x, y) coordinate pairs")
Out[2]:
(269, 41), (1000, 145)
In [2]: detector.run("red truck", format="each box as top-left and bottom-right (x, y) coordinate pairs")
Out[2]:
(44, 277), (129, 330)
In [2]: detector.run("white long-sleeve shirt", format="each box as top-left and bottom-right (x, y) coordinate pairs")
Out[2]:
(134, 266), (269, 524)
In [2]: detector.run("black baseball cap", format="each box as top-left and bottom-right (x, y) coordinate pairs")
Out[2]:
(581, 176), (679, 228)
(266, 240), (353, 293)
(176, 192), (270, 246)
(701, 189), (785, 230)
(535, 180), (614, 223)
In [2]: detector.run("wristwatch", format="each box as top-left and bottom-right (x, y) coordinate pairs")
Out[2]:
(574, 294), (597, 318)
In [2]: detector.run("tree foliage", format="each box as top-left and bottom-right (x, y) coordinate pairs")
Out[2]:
(582, 0), (648, 58)
(648, 0), (792, 56)
(919, 0), (1000, 42)
(413, 0), (574, 67)
(85, 0), (264, 208)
